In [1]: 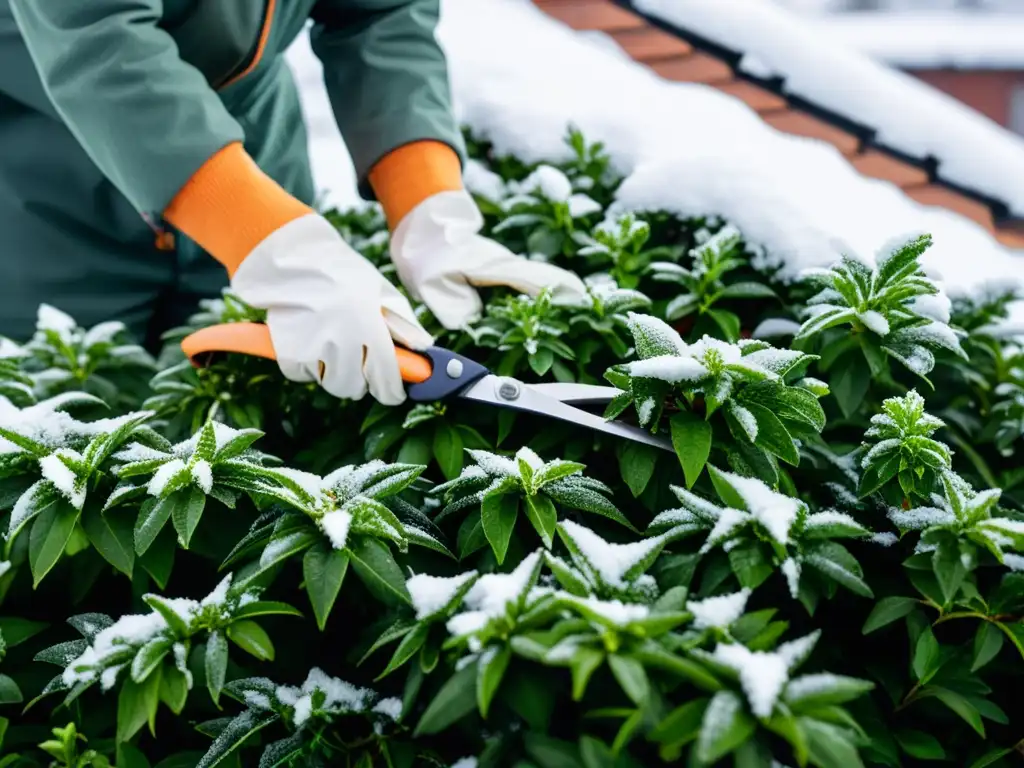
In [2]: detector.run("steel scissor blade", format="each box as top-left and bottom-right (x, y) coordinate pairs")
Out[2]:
(458, 375), (673, 452)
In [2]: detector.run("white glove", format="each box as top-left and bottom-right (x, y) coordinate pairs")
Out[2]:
(231, 213), (432, 405)
(389, 189), (587, 329)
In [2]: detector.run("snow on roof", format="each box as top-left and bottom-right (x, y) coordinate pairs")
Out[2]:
(808, 12), (1024, 71)
(634, 0), (1024, 218)
(284, 0), (1023, 326)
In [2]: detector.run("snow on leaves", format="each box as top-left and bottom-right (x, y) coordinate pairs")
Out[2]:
(434, 447), (630, 561)
(195, 669), (400, 768)
(648, 467), (874, 600)
(795, 234), (966, 378)
(859, 389), (952, 499)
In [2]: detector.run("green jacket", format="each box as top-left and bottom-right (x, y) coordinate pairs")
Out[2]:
(1, 0), (464, 217)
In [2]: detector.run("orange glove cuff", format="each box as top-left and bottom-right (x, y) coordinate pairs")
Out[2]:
(163, 142), (313, 277)
(369, 140), (463, 231)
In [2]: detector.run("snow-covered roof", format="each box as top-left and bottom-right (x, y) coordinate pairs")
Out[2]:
(284, 0), (1023, 328)
(807, 12), (1024, 71)
(634, 0), (1024, 219)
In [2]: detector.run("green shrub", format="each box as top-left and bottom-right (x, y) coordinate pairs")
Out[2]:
(1, 126), (1023, 768)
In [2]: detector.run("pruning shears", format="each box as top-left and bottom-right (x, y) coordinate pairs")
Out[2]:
(181, 323), (672, 452)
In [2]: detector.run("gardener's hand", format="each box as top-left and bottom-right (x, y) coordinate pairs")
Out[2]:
(230, 214), (432, 406)
(389, 189), (587, 329)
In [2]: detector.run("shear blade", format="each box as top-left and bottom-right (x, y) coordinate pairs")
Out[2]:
(458, 375), (673, 452)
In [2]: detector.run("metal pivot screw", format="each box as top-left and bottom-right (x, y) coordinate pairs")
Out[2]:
(497, 378), (521, 401)
(446, 359), (464, 379)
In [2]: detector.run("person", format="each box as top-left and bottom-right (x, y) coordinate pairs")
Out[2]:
(0, 0), (585, 405)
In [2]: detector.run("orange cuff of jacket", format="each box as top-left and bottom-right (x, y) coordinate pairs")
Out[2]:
(369, 140), (463, 230)
(164, 142), (312, 276)
(164, 140), (462, 275)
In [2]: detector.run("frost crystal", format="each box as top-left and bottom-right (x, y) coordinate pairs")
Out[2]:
(687, 588), (751, 630)
(0, 560), (11, 578)
(191, 460), (213, 494)
(372, 697), (403, 720)
(888, 506), (955, 530)
(275, 668), (376, 727)
(520, 164), (572, 202)
(781, 558), (801, 598)
(40, 450), (85, 509)
(446, 552), (540, 638)
(147, 459), (186, 497)
(407, 571), (477, 620)
(320, 509), (353, 550)
(560, 520), (662, 588)
(712, 643), (790, 719)
(720, 470), (802, 545)
(564, 595), (649, 625)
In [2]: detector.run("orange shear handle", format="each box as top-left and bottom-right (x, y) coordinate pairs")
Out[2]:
(180, 322), (433, 384)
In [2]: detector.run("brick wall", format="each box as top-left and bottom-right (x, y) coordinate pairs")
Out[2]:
(910, 70), (1024, 134)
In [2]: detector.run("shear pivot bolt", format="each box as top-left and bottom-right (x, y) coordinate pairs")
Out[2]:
(446, 359), (464, 379)
(497, 379), (521, 401)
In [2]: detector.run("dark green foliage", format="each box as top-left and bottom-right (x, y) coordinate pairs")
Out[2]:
(1, 127), (1022, 767)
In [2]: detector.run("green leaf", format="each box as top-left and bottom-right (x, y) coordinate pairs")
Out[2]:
(670, 411), (712, 489)
(117, 671), (161, 743)
(649, 698), (708, 751)
(0, 675), (22, 705)
(608, 654), (649, 706)
(830, 352), (871, 418)
(745, 402), (799, 466)
(895, 730), (945, 760)
(862, 597), (918, 634)
(739, 382), (826, 432)
(229, 601), (303, 621)
(569, 647), (605, 701)
(968, 748), (1014, 768)
(348, 537), (411, 606)
(414, 659), (478, 736)
(433, 422), (464, 481)
(0, 617), (48, 647)
(144, 594), (190, 638)
(159, 666), (189, 715)
(785, 675), (873, 709)
(29, 499), (80, 587)
(302, 543), (349, 631)
(803, 540), (873, 597)
(171, 485), (207, 549)
(195, 710), (279, 768)
(912, 627), (940, 683)
(618, 442), (658, 497)
(81, 503), (135, 578)
(130, 636), (172, 682)
(139, 526), (176, 590)
(135, 497), (175, 556)
(378, 622), (429, 680)
(205, 631), (228, 705)
(523, 493), (557, 548)
(972, 622), (1004, 671)
(921, 686), (985, 736)
(481, 493), (519, 565)
(476, 644), (512, 718)
(226, 620), (274, 661)
(802, 717), (865, 768)
(932, 536), (967, 605)
(708, 308), (741, 341)
(696, 691), (756, 763)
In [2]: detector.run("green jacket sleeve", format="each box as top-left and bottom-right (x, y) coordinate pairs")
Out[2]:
(9, 0), (244, 215)
(310, 0), (466, 198)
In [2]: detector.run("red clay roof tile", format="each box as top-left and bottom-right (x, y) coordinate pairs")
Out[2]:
(761, 110), (861, 156)
(904, 185), (995, 230)
(533, 0), (644, 32)
(851, 150), (929, 188)
(610, 27), (693, 60)
(714, 80), (788, 113)
(648, 53), (734, 84)
(531, 0), (1019, 246)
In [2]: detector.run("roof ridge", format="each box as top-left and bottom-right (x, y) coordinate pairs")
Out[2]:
(532, 0), (1024, 247)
